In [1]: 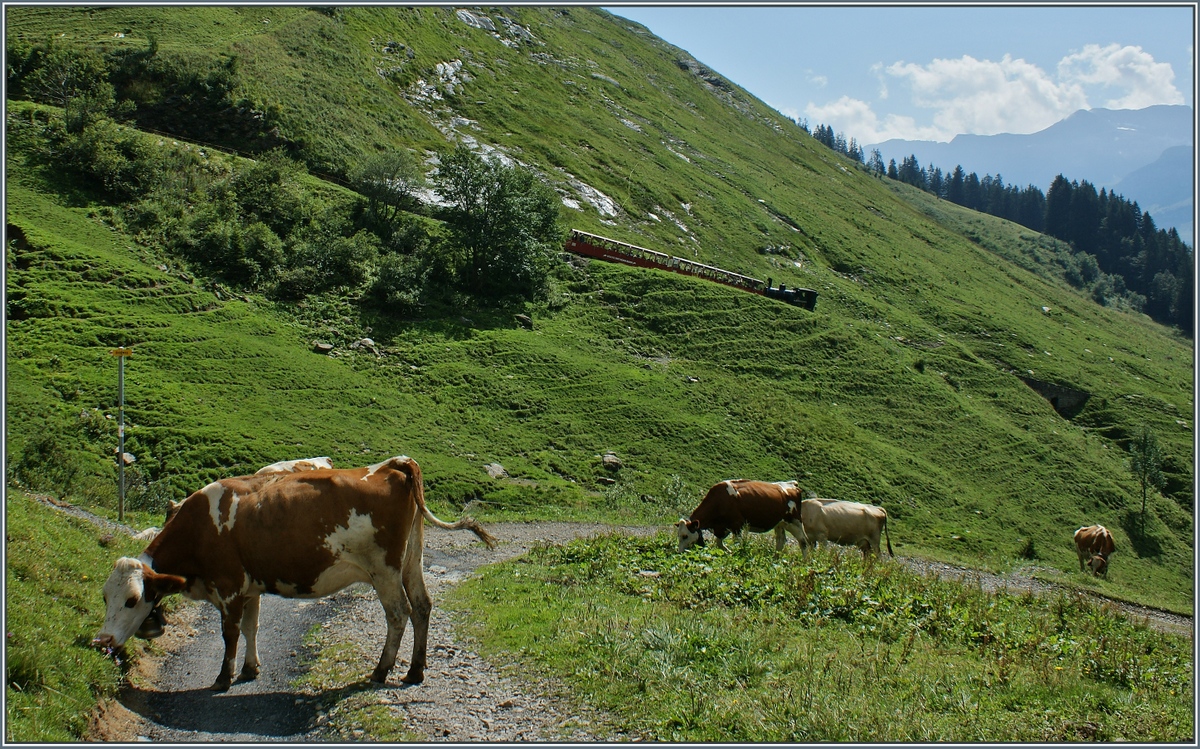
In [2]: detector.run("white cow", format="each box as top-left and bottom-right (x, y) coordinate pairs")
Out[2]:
(254, 456), (334, 474)
(798, 498), (893, 558)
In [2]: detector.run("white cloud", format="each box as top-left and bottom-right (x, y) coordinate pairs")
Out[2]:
(1057, 43), (1184, 109)
(804, 95), (942, 143)
(807, 48), (1184, 143)
(885, 54), (1088, 139)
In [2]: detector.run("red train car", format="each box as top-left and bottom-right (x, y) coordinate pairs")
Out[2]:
(564, 229), (816, 310)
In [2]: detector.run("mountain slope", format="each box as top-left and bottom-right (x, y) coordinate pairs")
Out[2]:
(1113, 144), (1194, 245)
(4, 6), (1193, 611)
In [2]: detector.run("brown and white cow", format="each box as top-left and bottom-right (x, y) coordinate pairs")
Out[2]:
(137, 457), (341, 640)
(675, 479), (806, 552)
(798, 498), (893, 558)
(95, 456), (496, 691)
(1074, 524), (1115, 578)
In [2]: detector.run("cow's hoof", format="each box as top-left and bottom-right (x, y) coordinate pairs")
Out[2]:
(239, 666), (260, 682)
(209, 680), (232, 692)
(369, 668), (390, 685)
(401, 670), (424, 685)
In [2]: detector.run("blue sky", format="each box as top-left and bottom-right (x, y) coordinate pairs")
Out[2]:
(604, 5), (1195, 145)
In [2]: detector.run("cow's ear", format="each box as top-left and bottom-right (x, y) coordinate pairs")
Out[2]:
(686, 519), (700, 533)
(142, 569), (187, 601)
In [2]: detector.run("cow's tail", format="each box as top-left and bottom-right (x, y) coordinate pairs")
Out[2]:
(395, 456), (497, 549)
(884, 513), (894, 557)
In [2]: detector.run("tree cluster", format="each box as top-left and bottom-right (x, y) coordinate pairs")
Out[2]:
(8, 38), (563, 315)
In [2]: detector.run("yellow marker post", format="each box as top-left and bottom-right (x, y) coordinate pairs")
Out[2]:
(110, 348), (132, 521)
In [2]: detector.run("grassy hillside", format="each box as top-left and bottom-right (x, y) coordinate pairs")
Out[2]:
(5, 4), (1193, 619)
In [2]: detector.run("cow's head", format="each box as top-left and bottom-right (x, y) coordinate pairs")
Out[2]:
(675, 518), (703, 552)
(94, 557), (187, 649)
(1088, 554), (1108, 577)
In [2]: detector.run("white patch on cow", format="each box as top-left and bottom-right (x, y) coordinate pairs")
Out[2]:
(310, 561), (373, 596)
(323, 510), (381, 557)
(724, 481), (737, 496)
(256, 456), (333, 475)
(275, 582), (301, 597)
(774, 480), (798, 490)
(788, 500), (797, 513)
(201, 481), (226, 531)
(221, 493), (240, 533)
(184, 579), (209, 602)
(96, 557), (157, 647)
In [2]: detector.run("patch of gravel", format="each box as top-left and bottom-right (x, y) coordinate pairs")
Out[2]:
(306, 522), (657, 742)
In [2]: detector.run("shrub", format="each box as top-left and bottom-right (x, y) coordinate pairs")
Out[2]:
(60, 119), (162, 199)
(10, 431), (81, 500)
(231, 148), (308, 238)
(20, 41), (115, 131)
(350, 150), (426, 231)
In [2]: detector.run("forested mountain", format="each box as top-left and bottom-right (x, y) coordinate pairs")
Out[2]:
(5, 6), (1193, 614)
(862, 149), (1194, 334)
(869, 105), (1194, 240)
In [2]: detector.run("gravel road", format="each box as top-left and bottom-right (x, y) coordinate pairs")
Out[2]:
(87, 519), (658, 742)
(35, 495), (1189, 742)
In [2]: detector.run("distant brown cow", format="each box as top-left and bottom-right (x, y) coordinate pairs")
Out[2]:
(96, 456), (496, 691)
(676, 479), (805, 552)
(1074, 525), (1115, 578)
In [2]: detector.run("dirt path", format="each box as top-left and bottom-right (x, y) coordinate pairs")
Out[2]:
(34, 496), (1189, 741)
(88, 520), (657, 742)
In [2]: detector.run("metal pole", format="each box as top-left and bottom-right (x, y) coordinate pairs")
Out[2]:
(119, 354), (126, 522)
(111, 347), (131, 522)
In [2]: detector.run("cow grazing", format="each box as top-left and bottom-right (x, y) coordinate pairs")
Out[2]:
(95, 456), (496, 691)
(798, 498), (893, 558)
(676, 479), (805, 552)
(1074, 525), (1115, 578)
(140, 457), (341, 640)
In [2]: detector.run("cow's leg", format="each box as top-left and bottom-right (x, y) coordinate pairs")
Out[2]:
(239, 594), (261, 681)
(774, 525), (787, 551)
(784, 522), (806, 549)
(212, 598), (245, 692)
(399, 558), (432, 685)
(370, 569), (412, 685)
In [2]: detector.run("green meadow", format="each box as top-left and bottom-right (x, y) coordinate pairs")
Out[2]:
(5, 5), (1192, 740)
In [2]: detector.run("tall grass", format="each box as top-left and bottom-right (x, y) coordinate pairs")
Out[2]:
(446, 533), (1193, 742)
(4, 492), (149, 741)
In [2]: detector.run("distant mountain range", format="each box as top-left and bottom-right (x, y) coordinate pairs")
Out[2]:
(870, 105), (1194, 246)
